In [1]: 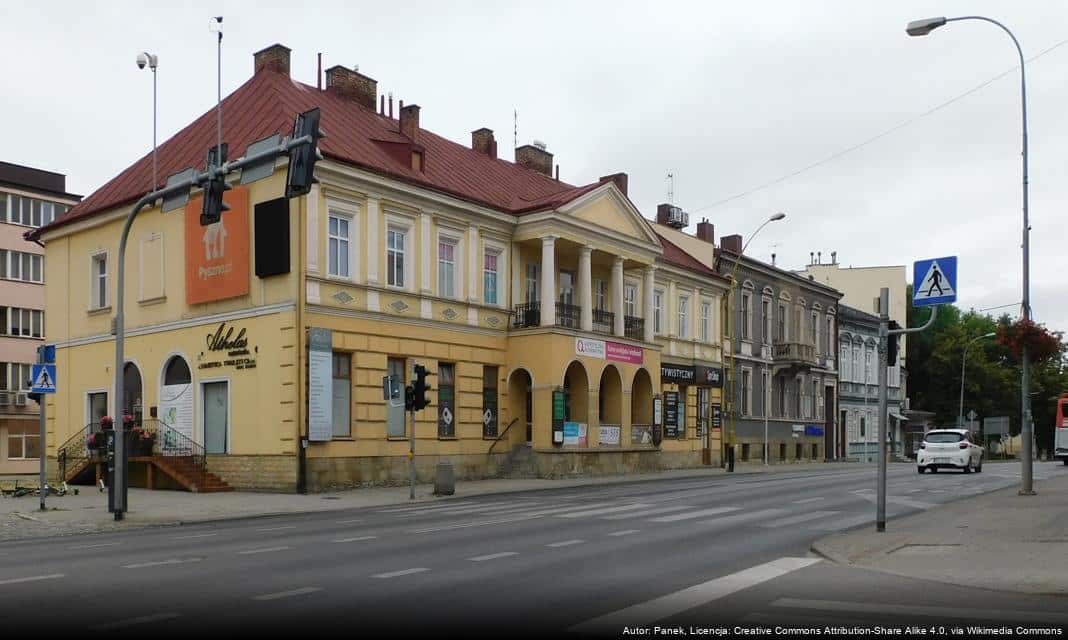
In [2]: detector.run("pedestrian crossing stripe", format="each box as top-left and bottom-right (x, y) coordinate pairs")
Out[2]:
(913, 256), (957, 306)
(30, 364), (57, 394)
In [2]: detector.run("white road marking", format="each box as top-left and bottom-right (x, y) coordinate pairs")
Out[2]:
(759, 510), (840, 528)
(171, 533), (217, 540)
(335, 518), (363, 524)
(122, 558), (202, 569)
(332, 536), (376, 543)
(256, 525), (296, 532)
(238, 546), (291, 555)
(698, 508), (789, 528)
(377, 501), (477, 513)
(372, 568), (429, 579)
(771, 598), (1068, 624)
(557, 503), (653, 518)
(69, 542), (120, 549)
(515, 502), (621, 517)
(410, 514), (541, 534)
(252, 587), (322, 601)
(569, 557), (821, 634)
(601, 505), (693, 520)
(89, 612), (182, 630)
(546, 539), (585, 548)
(792, 497), (825, 504)
(607, 530), (641, 537)
(650, 506), (740, 522)
(467, 551), (519, 562)
(0, 574), (65, 586)
(393, 501), (514, 517)
(907, 489), (923, 493)
(398, 502), (530, 517)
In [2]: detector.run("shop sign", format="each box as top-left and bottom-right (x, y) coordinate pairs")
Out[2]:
(599, 425), (621, 446)
(711, 403), (722, 429)
(552, 389), (565, 444)
(563, 422), (587, 446)
(185, 186), (250, 305)
(664, 391), (680, 438)
(308, 328), (333, 442)
(606, 341), (642, 365)
(653, 396), (663, 426)
(197, 322), (257, 371)
(695, 365), (724, 387)
(159, 383), (194, 446)
(576, 338), (606, 359)
(805, 424), (824, 436)
(661, 364), (695, 384)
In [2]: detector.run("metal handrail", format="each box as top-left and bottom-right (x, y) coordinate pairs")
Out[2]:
(56, 422), (102, 483)
(149, 419), (208, 489)
(556, 302), (580, 328)
(512, 302), (540, 328)
(592, 308), (614, 333)
(488, 417), (521, 456)
(624, 316), (644, 340)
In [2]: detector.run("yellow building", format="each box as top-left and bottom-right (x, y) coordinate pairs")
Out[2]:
(32, 44), (727, 492)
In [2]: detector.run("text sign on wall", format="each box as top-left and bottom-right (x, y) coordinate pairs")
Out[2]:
(308, 328), (333, 442)
(576, 337), (644, 365)
(664, 391), (680, 438)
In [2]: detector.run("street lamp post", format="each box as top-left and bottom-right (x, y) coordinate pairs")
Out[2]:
(136, 52), (159, 190)
(907, 15), (1034, 495)
(958, 332), (996, 428)
(723, 212), (786, 472)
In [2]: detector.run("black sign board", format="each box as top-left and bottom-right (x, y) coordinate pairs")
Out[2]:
(711, 403), (722, 429)
(696, 365), (724, 388)
(661, 365), (695, 384)
(664, 391), (680, 438)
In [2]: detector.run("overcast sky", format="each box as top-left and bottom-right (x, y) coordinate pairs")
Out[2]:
(3, 1), (1066, 332)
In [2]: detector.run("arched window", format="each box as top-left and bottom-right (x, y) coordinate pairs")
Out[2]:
(163, 356), (192, 385)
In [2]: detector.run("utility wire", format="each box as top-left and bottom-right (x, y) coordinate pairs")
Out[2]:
(691, 37), (1068, 213)
(977, 302), (1021, 313)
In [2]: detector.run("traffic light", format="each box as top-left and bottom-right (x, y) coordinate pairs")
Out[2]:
(286, 107), (325, 199)
(201, 144), (231, 226)
(887, 321), (901, 366)
(412, 364), (432, 411)
(404, 385), (415, 412)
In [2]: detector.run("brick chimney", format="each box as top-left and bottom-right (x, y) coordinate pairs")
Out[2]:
(400, 104), (421, 143)
(599, 173), (628, 196)
(515, 144), (553, 177)
(721, 234), (743, 254)
(696, 218), (714, 243)
(472, 128), (497, 158)
(325, 65), (377, 110)
(254, 44), (291, 76)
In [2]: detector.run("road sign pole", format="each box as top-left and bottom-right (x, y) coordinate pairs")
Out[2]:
(409, 407), (416, 501)
(877, 288), (889, 532)
(38, 350), (47, 512)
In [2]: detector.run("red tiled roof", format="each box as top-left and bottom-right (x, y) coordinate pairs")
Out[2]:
(35, 69), (598, 238)
(655, 232), (722, 279)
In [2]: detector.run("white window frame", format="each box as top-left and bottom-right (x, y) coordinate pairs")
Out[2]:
(385, 216), (413, 291)
(7, 425), (40, 460)
(653, 289), (664, 335)
(740, 367), (752, 416)
(90, 250), (109, 311)
(327, 209), (354, 280)
(677, 295), (689, 339)
(777, 302), (787, 342)
(437, 232), (461, 299)
(483, 248), (500, 306)
(525, 262), (540, 303)
(624, 282), (637, 318)
(740, 292), (751, 340)
(701, 300), (711, 343)
(811, 310), (819, 350)
(762, 297), (772, 344)
(594, 278), (607, 312)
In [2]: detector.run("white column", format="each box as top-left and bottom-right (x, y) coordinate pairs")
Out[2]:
(510, 244), (521, 310)
(579, 246), (593, 332)
(468, 225), (480, 304)
(540, 236), (556, 327)
(366, 197), (380, 285)
(306, 184), (320, 275)
(692, 286), (700, 341)
(643, 266), (656, 342)
(667, 281), (678, 338)
(420, 212), (432, 295)
(612, 256), (625, 337)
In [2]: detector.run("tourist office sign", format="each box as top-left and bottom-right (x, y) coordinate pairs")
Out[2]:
(660, 364), (723, 387)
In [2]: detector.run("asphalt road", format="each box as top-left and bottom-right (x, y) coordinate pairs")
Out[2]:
(1, 462), (1065, 637)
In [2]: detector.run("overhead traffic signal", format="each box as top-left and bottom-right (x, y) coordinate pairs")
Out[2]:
(412, 364), (432, 412)
(286, 107), (325, 199)
(200, 143), (231, 226)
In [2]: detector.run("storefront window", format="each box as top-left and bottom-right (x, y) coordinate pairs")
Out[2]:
(438, 363), (455, 438)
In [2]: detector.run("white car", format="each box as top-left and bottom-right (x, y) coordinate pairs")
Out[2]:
(917, 429), (983, 474)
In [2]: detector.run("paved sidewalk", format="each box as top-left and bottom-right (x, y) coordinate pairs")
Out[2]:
(1, 461), (849, 542)
(812, 465), (1068, 595)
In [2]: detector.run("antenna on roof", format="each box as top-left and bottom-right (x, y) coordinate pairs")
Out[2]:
(666, 173), (674, 204)
(513, 108), (518, 150)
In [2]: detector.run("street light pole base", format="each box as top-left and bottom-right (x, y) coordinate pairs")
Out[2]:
(1018, 490), (1037, 496)
(877, 521), (885, 532)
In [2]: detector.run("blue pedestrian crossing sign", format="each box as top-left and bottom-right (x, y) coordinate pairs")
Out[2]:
(913, 256), (957, 307)
(30, 364), (57, 394)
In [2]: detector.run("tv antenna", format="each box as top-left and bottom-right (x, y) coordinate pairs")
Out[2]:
(666, 173), (674, 204)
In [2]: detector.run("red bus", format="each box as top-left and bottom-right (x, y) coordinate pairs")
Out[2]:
(1055, 394), (1068, 464)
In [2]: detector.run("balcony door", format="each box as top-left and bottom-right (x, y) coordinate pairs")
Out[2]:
(558, 270), (575, 305)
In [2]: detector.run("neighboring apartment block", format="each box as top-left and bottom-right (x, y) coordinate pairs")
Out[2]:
(837, 304), (903, 461)
(0, 161), (79, 474)
(653, 212), (842, 464)
(31, 44), (730, 492)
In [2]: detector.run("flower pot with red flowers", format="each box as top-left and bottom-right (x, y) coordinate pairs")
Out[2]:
(86, 432), (106, 453)
(99, 415), (114, 430)
(130, 427), (156, 456)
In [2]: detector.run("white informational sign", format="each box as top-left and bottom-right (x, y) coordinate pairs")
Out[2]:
(308, 328), (333, 442)
(159, 383), (194, 450)
(575, 337), (606, 359)
(599, 425), (621, 446)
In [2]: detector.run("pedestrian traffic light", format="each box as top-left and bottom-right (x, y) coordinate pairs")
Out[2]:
(201, 144), (231, 226)
(412, 364), (431, 411)
(286, 107), (325, 199)
(887, 321), (901, 366)
(404, 384), (415, 412)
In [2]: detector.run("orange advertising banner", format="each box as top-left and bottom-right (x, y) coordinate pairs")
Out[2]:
(185, 186), (250, 305)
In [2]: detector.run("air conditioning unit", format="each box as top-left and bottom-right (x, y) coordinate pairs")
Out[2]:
(0, 391), (11, 406)
(665, 205), (689, 229)
(14, 393), (28, 406)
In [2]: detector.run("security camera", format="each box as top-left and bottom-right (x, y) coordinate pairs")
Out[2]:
(136, 52), (148, 69)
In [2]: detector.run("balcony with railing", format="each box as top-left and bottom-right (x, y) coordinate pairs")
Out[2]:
(592, 308), (614, 334)
(513, 302), (541, 329)
(624, 316), (644, 341)
(556, 302), (581, 329)
(772, 341), (819, 367)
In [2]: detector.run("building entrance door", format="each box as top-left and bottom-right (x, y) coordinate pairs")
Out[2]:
(203, 381), (228, 454)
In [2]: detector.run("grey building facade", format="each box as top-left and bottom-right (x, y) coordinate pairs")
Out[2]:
(837, 304), (904, 461)
(718, 237), (842, 463)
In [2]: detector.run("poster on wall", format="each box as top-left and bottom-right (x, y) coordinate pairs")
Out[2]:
(185, 186), (250, 305)
(158, 383), (194, 451)
(563, 422), (588, 446)
(599, 425), (621, 446)
(664, 391), (680, 438)
(308, 328), (333, 442)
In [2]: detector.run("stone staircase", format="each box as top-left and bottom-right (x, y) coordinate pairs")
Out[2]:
(147, 455), (234, 493)
(498, 443), (539, 479)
